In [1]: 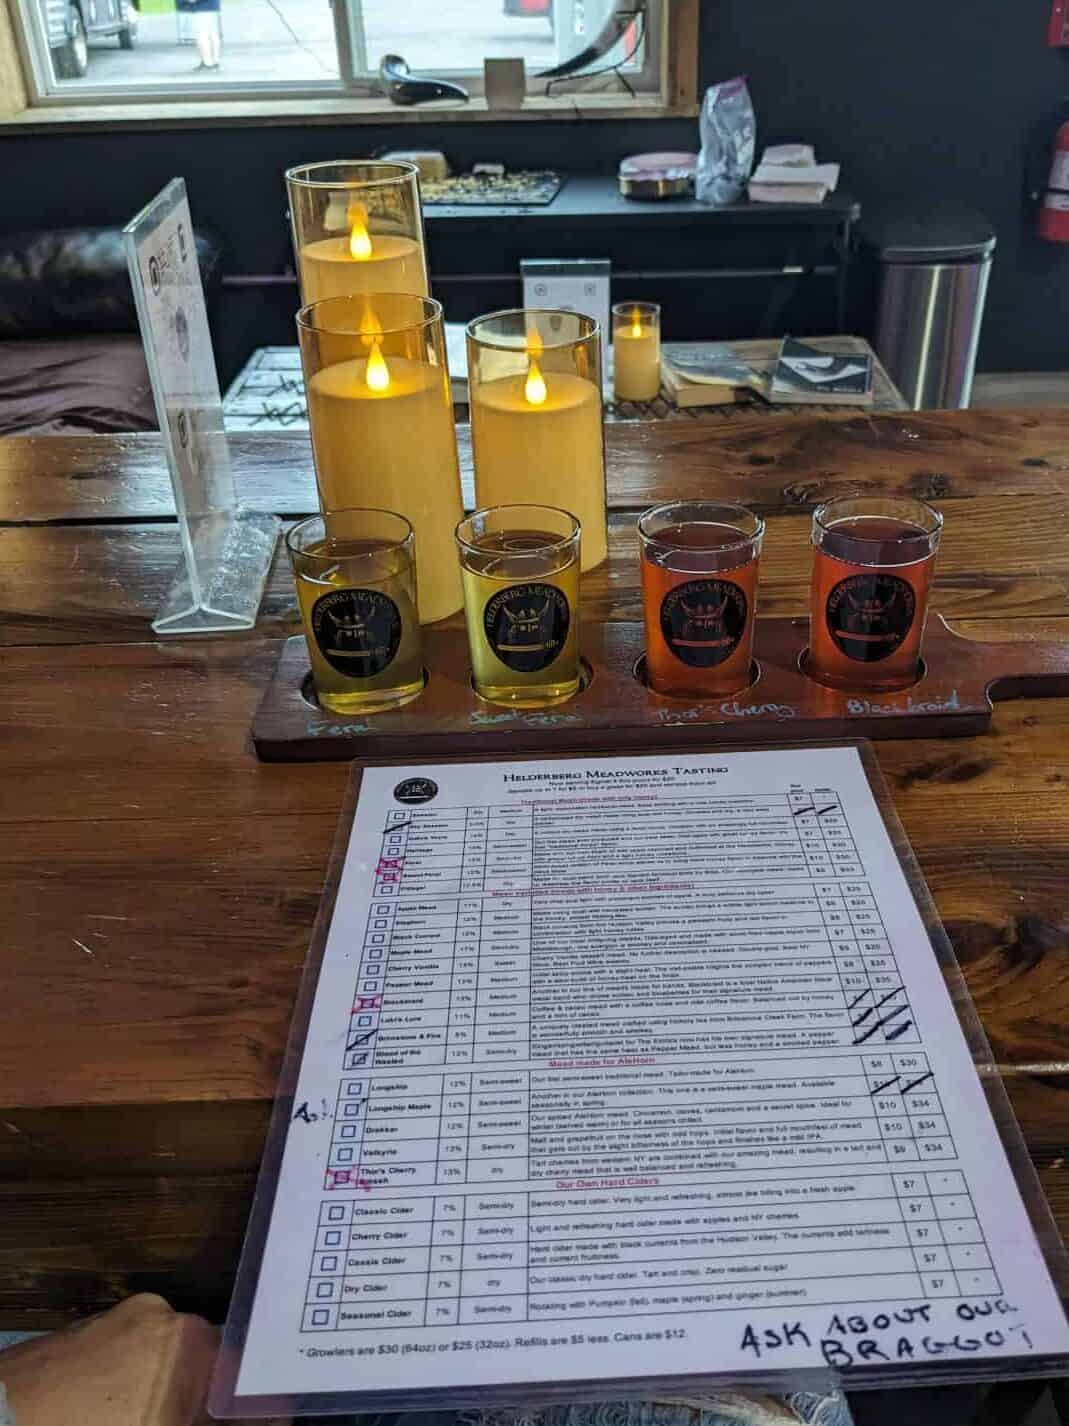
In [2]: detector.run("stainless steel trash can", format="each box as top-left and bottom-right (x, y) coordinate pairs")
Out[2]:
(860, 208), (996, 409)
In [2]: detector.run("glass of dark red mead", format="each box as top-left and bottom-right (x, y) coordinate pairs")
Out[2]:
(806, 495), (943, 692)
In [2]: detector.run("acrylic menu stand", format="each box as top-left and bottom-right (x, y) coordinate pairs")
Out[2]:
(124, 178), (279, 634)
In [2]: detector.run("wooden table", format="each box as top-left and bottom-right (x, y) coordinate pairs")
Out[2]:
(3, 408), (1069, 1331)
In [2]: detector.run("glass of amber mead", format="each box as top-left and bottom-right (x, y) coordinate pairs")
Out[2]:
(455, 504), (581, 708)
(638, 500), (764, 698)
(806, 494), (943, 692)
(286, 508), (425, 715)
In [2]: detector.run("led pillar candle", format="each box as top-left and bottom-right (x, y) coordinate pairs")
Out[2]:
(297, 294), (463, 624)
(467, 310), (607, 571)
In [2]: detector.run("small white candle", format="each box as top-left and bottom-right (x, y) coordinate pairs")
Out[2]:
(614, 306), (661, 402)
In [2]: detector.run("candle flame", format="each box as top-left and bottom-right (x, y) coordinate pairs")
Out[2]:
(630, 305), (643, 338)
(524, 356), (547, 406)
(348, 204), (373, 261)
(360, 302), (383, 348)
(366, 340), (391, 392)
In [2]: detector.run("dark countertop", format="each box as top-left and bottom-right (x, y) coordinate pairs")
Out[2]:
(425, 173), (860, 226)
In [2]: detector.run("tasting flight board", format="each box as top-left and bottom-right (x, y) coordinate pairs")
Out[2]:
(252, 616), (1069, 763)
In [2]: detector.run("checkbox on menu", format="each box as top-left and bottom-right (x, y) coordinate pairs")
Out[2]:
(324, 1231), (341, 1246)
(316, 1283), (333, 1299)
(312, 1309), (329, 1325)
(336, 1148), (353, 1163)
(341, 1125), (356, 1138)
(327, 1206), (346, 1221)
(320, 1256), (337, 1272)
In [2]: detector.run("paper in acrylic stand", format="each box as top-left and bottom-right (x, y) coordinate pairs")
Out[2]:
(124, 178), (279, 635)
(521, 258), (611, 391)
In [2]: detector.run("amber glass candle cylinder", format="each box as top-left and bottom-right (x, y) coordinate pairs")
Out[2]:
(296, 293), (464, 624)
(286, 160), (429, 305)
(613, 301), (661, 402)
(467, 309), (607, 571)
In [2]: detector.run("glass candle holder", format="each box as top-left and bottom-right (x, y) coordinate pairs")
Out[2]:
(638, 500), (764, 698)
(456, 503), (581, 708)
(287, 508), (424, 715)
(806, 494), (943, 692)
(296, 293), (464, 624)
(613, 301), (661, 403)
(286, 160), (429, 305)
(467, 309), (607, 571)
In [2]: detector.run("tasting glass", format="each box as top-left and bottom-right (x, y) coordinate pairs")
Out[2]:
(638, 500), (764, 698)
(455, 503), (582, 708)
(806, 494), (943, 692)
(287, 508), (424, 714)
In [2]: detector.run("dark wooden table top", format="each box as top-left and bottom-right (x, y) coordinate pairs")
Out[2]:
(3, 408), (1069, 1330)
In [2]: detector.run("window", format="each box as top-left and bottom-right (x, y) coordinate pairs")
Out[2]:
(11, 0), (668, 106)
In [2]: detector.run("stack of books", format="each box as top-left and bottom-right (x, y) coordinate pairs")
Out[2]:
(748, 144), (841, 205)
(661, 338), (874, 409)
(660, 344), (767, 408)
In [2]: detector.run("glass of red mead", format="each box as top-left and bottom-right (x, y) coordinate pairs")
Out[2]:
(807, 495), (943, 692)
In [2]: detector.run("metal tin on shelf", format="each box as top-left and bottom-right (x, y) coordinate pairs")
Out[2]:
(618, 151), (697, 200)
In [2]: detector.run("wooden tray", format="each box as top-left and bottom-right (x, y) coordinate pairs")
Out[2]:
(252, 615), (1069, 762)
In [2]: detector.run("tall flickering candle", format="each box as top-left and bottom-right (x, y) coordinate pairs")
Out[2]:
(286, 160), (429, 305)
(467, 310), (607, 571)
(297, 294), (464, 624)
(613, 301), (661, 403)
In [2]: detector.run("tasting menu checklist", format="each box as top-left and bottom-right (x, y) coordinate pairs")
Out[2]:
(215, 745), (1069, 1414)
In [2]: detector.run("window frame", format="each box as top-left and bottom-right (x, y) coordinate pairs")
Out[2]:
(7, 0), (676, 112)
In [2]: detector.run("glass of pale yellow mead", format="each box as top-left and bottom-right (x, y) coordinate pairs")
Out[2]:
(287, 508), (425, 714)
(455, 503), (581, 709)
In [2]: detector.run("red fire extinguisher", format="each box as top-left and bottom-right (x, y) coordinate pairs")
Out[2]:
(1038, 118), (1069, 241)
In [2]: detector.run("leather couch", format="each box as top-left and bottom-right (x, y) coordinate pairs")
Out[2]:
(0, 227), (223, 436)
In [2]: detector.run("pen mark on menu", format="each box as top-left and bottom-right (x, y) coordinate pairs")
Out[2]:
(876, 986), (906, 1008)
(848, 989), (871, 1010)
(870, 1075), (901, 1096)
(854, 1005), (911, 1044)
(901, 1070), (935, 1095)
(885, 1019), (915, 1041)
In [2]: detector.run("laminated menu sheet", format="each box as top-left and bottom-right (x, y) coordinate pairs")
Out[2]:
(214, 744), (1069, 1415)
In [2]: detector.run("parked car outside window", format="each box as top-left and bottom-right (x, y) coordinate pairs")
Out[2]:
(40, 0), (137, 77)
